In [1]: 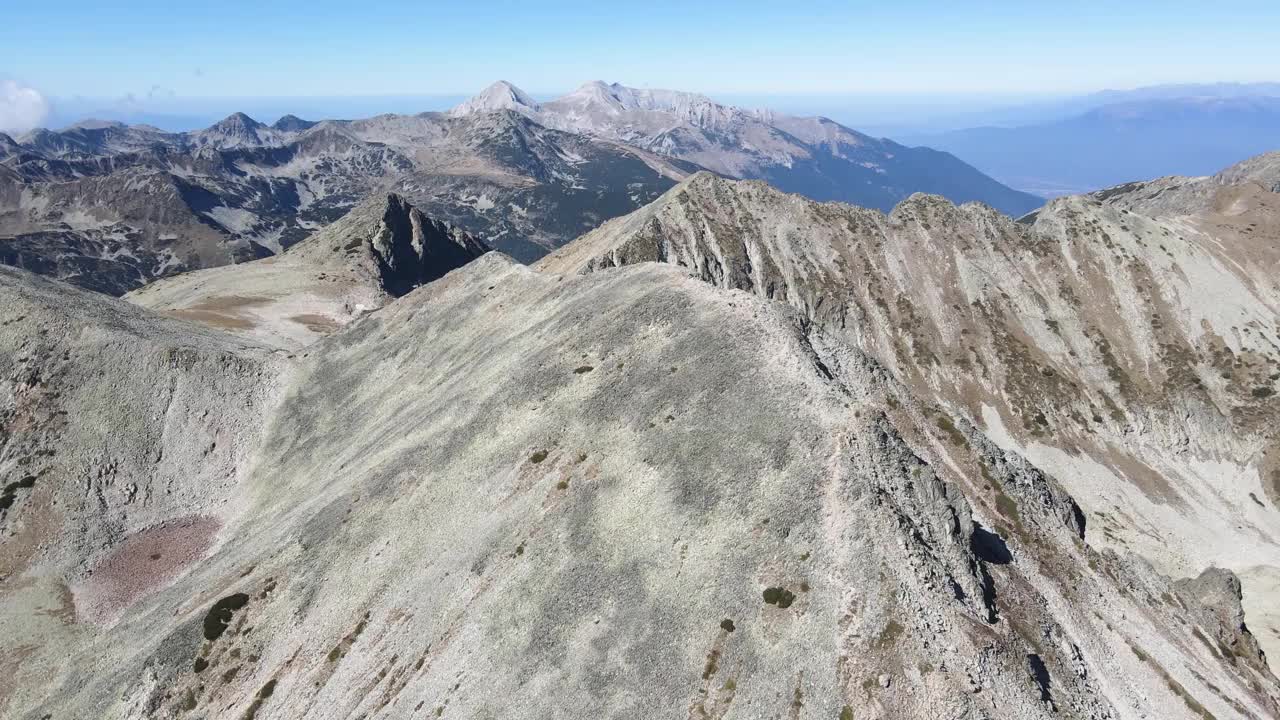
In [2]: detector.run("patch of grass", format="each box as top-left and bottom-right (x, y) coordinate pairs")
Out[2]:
(995, 492), (1019, 523)
(573, 365), (594, 374)
(877, 620), (905, 648)
(702, 649), (721, 680)
(762, 587), (796, 608)
(202, 593), (249, 642)
(934, 415), (966, 446)
(529, 450), (548, 464)
(556, 479), (569, 490)
(241, 679), (278, 720)
(328, 617), (369, 663)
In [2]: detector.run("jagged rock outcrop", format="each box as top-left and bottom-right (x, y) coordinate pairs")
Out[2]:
(126, 193), (489, 348)
(538, 156), (1280, 667)
(3, 253), (1276, 719)
(290, 191), (490, 297)
(1175, 568), (1269, 673)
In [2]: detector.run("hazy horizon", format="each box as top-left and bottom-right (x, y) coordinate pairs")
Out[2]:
(7, 80), (1279, 138)
(5, 0), (1280, 133)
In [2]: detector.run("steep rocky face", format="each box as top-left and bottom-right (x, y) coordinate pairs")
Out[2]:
(453, 80), (1045, 217)
(538, 158), (1280, 663)
(350, 193), (491, 296)
(126, 193), (489, 348)
(2, 256), (1275, 719)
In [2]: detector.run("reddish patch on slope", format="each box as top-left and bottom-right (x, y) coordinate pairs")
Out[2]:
(74, 515), (221, 623)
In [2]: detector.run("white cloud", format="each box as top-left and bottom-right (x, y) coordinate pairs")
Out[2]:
(0, 80), (51, 133)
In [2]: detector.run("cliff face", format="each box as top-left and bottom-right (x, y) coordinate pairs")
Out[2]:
(539, 158), (1280, 668)
(357, 193), (492, 295)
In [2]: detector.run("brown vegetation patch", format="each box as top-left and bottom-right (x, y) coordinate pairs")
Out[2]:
(168, 294), (273, 330)
(0, 644), (38, 719)
(289, 313), (342, 333)
(73, 515), (221, 622)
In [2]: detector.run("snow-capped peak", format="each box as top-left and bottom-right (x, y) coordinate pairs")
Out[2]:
(450, 81), (540, 117)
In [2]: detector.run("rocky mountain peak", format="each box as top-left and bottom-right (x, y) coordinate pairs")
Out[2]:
(570, 81), (704, 106)
(450, 80), (541, 117)
(212, 111), (263, 131)
(198, 112), (266, 146)
(63, 118), (127, 131)
(271, 113), (317, 132)
(556, 81), (723, 121)
(293, 191), (490, 297)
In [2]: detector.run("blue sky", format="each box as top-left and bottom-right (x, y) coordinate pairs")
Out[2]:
(4, 0), (1279, 99)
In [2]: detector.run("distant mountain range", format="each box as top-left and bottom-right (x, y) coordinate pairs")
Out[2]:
(903, 92), (1280, 196)
(454, 81), (1042, 215)
(1, 80), (1040, 295)
(0, 102), (695, 292)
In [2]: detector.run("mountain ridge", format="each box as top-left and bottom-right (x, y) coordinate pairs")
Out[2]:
(539, 152), (1280, 669)
(2, 246), (1275, 718)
